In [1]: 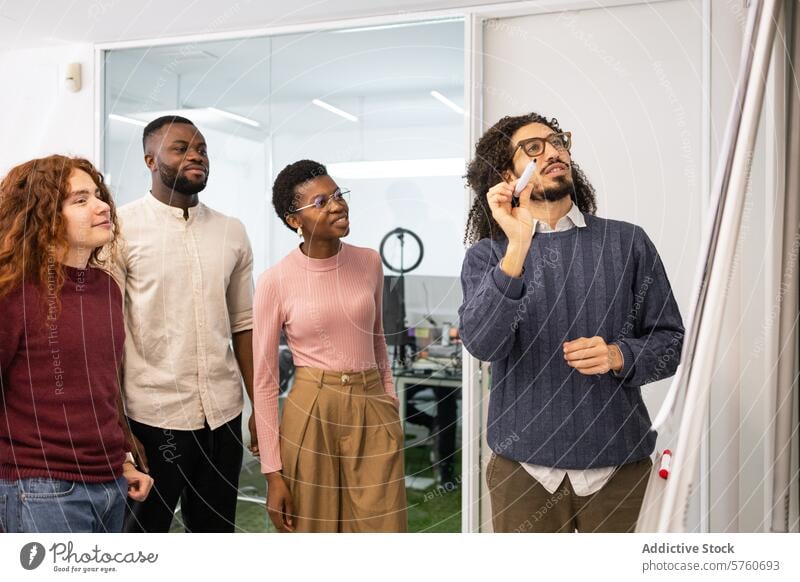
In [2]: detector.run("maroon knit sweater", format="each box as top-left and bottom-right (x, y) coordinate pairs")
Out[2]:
(0, 266), (127, 482)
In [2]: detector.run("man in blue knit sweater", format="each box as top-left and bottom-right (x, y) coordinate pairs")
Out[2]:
(459, 112), (684, 532)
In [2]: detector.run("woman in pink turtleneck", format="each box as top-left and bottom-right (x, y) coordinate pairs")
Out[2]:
(253, 160), (407, 533)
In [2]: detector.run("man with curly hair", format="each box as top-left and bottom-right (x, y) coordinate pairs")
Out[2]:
(459, 112), (685, 532)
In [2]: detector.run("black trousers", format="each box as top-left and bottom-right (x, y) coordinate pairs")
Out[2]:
(124, 414), (243, 533)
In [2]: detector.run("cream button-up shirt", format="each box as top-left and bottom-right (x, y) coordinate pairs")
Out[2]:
(114, 193), (254, 431)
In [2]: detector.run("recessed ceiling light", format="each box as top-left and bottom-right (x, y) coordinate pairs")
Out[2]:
(312, 99), (358, 122)
(207, 107), (261, 128)
(108, 113), (147, 127)
(430, 91), (466, 116)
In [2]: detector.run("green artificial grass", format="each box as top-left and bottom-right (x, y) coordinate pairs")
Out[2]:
(170, 434), (462, 533)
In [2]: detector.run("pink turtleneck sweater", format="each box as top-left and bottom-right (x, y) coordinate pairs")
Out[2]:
(253, 243), (395, 474)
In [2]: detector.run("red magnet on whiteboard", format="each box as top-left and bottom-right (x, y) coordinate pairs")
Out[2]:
(659, 449), (672, 479)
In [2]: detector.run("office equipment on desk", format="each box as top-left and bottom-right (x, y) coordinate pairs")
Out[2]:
(409, 324), (459, 350)
(426, 343), (460, 360)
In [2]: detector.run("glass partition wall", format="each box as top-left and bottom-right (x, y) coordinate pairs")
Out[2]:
(103, 19), (466, 532)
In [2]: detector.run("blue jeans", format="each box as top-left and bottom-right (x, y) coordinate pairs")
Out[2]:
(0, 476), (127, 533)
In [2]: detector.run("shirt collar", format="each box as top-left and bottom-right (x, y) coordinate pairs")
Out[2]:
(145, 191), (205, 220)
(534, 202), (586, 233)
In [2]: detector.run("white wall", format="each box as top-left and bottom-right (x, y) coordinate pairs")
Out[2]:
(0, 43), (95, 173)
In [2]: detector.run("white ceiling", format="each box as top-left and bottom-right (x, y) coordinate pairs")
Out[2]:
(0, 0), (512, 50)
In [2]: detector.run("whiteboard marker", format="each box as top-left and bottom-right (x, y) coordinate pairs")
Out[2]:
(513, 159), (536, 198)
(659, 449), (672, 479)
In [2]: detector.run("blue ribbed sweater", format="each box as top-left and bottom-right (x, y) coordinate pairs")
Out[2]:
(458, 214), (685, 468)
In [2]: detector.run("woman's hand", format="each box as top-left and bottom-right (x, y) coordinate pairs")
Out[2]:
(123, 462), (154, 502)
(248, 413), (259, 457)
(265, 472), (295, 532)
(128, 434), (150, 473)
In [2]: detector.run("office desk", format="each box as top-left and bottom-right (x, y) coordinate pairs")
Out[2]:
(394, 369), (461, 484)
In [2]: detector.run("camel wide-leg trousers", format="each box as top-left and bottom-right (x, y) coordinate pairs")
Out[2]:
(280, 366), (408, 532)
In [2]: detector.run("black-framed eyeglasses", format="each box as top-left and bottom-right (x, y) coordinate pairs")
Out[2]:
(511, 132), (572, 160)
(293, 188), (350, 212)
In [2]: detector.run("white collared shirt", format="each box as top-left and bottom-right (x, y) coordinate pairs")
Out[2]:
(113, 192), (254, 431)
(520, 202), (616, 496)
(531, 200), (587, 233)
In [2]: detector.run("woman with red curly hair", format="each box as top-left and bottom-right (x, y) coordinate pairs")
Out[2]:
(0, 155), (153, 533)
